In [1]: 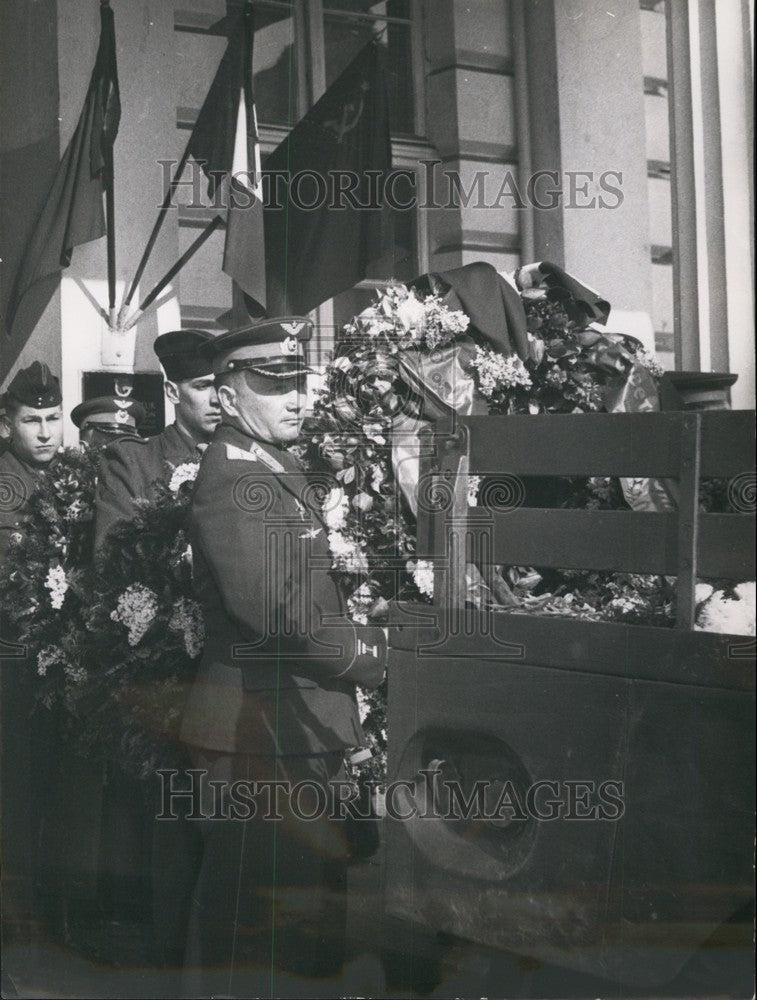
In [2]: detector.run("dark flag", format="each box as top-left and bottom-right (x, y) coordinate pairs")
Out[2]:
(4, 0), (120, 334)
(185, 1), (266, 312)
(263, 40), (393, 316)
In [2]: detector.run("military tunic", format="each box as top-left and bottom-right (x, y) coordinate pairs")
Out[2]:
(92, 421), (206, 963)
(94, 422), (204, 551)
(0, 448), (50, 926)
(0, 447), (45, 562)
(180, 423), (385, 994)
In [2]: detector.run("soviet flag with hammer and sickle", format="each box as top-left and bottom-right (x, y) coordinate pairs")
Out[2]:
(263, 39), (394, 316)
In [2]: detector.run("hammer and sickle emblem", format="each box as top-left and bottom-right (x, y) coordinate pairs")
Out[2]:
(324, 81), (369, 143)
(282, 336), (298, 355)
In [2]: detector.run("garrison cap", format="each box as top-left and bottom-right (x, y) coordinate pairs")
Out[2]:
(5, 361), (62, 409)
(70, 395), (146, 431)
(203, 317), (316, 378)
(154, 329), (214, 381)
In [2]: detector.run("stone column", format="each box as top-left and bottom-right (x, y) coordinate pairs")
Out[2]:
(423, 0), (521, 275)
(523, 0), (654, 344)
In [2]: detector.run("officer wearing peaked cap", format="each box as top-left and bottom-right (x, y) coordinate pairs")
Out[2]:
(91, 330), (221, 967)
(71, 396), (146, 448)
(180, 317), (386, 996)
(94, 329), (221, 551)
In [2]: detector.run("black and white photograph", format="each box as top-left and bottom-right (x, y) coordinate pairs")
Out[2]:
(0, 1), (754, 997)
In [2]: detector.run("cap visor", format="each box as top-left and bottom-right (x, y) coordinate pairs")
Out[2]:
(247, 364), (316, 379)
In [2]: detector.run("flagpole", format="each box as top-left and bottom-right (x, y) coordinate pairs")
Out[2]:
(104, 141), (117, 328)
(121, 214), (222, 331)
(117, 146), (192, 327)
(100, 0), (119, 330)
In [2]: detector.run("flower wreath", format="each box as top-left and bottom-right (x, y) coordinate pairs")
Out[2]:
(0, 450), (203, 778)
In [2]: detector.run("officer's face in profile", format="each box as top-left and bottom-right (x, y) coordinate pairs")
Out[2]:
(218, 371), (306, 444)
(166, 376), (221, 442)
(7, 404), (63, 465)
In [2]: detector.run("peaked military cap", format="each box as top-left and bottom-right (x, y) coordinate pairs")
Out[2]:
(203, 317), (316, 378)
(70, 395), (146, 431)
(154, 329), (214, 381)
(5, 361), (62, 408)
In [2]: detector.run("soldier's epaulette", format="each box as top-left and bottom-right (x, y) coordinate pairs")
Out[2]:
(225, 442), (285, 472)
(226, 443), (259, 462)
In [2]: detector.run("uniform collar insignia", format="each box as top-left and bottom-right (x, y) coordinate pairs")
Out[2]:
(225, 443), (259, 463)
(249, 440), (286, 472)
(224, 440), (286, 474)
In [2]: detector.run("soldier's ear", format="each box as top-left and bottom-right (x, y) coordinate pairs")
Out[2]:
(164, 380), (180, 405)
(217, 382), (237, 417)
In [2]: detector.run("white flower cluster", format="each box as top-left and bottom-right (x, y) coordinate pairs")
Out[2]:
(349, 285), (471, 355)
(169, 461), (200, 495)
(696, 581), (755, 636)
(65, 498), (86, 522)
(37, 644), (64, 677)
(395, 291), (425, 335)
(328, 531), (369, 574)
(110, 583), (159, 646)
(355, 686), (371, 721)
(169, 597), (206, 658)
(44, 565), (68, 610)
(347, 582), (375, 625)
(409, 559), (435, 599)
(469, 347), (532, 398)
(422, 295), (470, 350)
(322, 487), (349, 531)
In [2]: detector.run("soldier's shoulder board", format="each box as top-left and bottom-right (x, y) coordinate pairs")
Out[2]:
(225, 444), (259, 462)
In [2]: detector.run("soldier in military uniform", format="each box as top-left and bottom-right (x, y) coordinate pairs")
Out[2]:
(0, 361), (63, 559)
(94, 329), (220, 550)
(0, 362), (63, 933)
(90, 331), (219, 967)
(180, 318), (387, 997)
(70, 395), (145, 448)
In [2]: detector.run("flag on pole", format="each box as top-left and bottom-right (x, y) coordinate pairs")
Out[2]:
(185, 0), (266, 313)
(263, 40), (393, 316)
(4, 0), (120, 335)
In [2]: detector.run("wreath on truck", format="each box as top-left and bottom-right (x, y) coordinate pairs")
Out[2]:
(2, 262), (753, 784)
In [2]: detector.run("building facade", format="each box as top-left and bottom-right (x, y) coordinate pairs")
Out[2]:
(1, 0), (754, 442)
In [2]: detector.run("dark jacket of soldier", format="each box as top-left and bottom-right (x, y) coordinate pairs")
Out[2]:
(0, 448), (45, 562)
(180, 423), (385, 758)
(94, 422), (202, 550)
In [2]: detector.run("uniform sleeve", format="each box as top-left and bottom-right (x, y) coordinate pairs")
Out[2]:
(94, 443), (146, 553)
(0, 459), (32, 564)
(191, 455), (385, 690)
